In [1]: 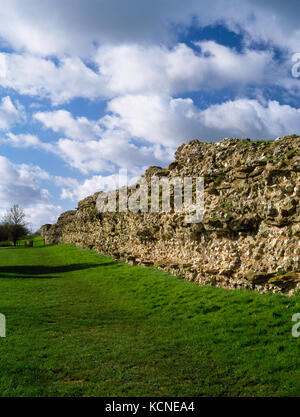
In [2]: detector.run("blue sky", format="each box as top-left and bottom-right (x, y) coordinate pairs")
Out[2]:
(0, 0), (300, 229)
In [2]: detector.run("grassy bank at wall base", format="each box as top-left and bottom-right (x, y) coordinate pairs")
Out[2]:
(0, 239), (300, 396)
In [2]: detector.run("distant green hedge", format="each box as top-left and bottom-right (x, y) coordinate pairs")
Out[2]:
(0, 242), (12, 247)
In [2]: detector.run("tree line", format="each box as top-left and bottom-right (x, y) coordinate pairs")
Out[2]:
(0, 205), (30, 246)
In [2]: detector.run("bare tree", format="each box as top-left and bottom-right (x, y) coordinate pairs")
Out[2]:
(3, 205), (29, 246)
(4, 205), (26, 225)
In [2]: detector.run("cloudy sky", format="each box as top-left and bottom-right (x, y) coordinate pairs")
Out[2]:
(0, 0), (300, 229)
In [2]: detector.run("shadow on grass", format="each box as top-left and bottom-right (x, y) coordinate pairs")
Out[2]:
(1, 244), (53, 249)
(0, 262), (118, 279)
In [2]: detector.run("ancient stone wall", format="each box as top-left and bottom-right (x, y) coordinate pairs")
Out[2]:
(41, 136), (300, 294)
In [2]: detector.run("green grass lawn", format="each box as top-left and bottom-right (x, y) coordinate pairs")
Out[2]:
(0, 239), (300, 397)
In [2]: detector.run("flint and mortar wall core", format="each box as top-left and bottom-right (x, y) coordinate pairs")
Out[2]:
(42, 136), (300, 294)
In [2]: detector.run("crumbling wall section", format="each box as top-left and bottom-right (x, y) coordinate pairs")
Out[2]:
(41, 136), (300, 294)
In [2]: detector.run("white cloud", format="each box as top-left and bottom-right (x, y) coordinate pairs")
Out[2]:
(34, 110), (102, 140)
(34, 107), (175, 174)
(199, 98), (300, 139)
(54, 134), (171, 175)
(24, 203), (62, 231)
(0, 155), (61, 230)
(1, 133), (40, 148)
(55, 168), (143, 202)
(0, 0), (200, 56)
(19, 95), (300, 177)
(227, 0), (300, 52)
(0, 0), (299, 56)
(108, 94), (300, 143)
(55, 138), (114, 174)
(0, 53), (108, 105)
(3, 113), (168, 175)
(0, 41), (286, 105)
(0, 132), (54, 152)
(0, 96), (25, 130)
(95, 42), (274, 96)
(107, 94), (201, 147)
(0, 155), (50, 208)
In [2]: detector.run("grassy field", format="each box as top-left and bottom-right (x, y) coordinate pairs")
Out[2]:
(0, 239), (300, 397)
